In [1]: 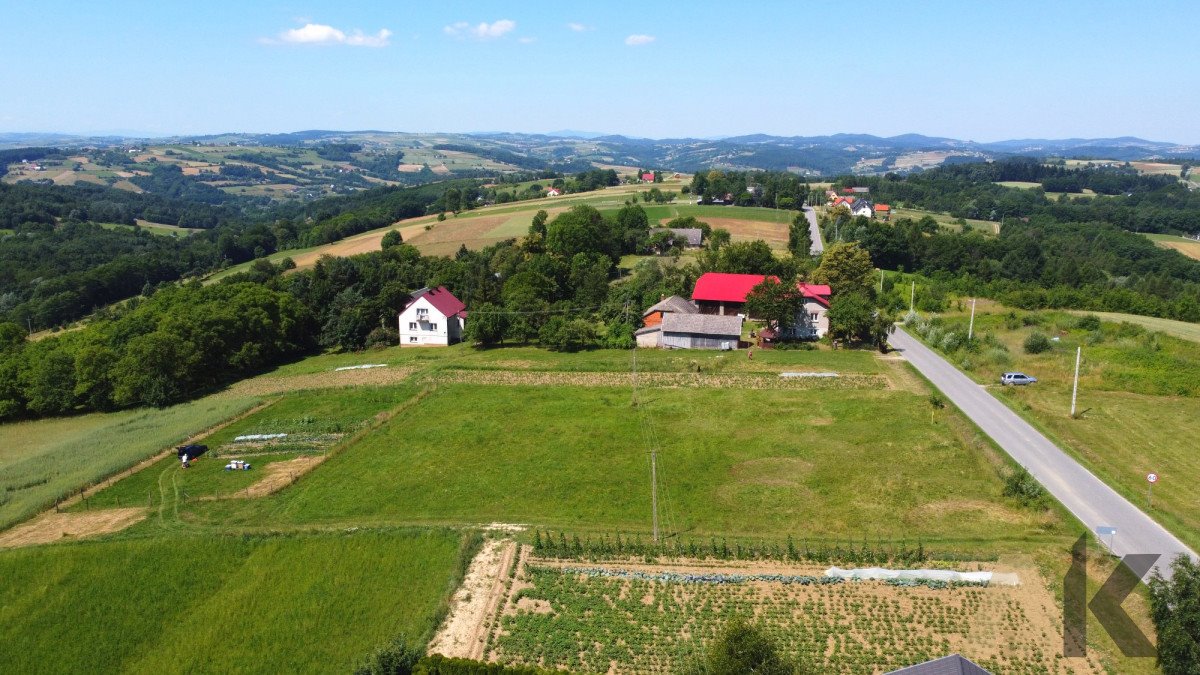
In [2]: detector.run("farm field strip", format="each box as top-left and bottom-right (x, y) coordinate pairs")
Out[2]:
(426, 368), (890, 390)
(487, 552), (1103, 674)
(0, 396), (260, 531)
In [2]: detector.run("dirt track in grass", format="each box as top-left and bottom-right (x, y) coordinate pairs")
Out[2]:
(0, 508), (147, 548)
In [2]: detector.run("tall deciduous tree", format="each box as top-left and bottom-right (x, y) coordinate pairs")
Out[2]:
(545, 205), (615, 260)
(463, 302), (508, 346)
(745, 279), (803, 335)
(813, 242), (875, 297)
(1150, 555), (1200, 675)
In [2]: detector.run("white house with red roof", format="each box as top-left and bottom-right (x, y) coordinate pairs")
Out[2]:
(690, 272), (831, 339)
(398, 286), (467, 347)
(545, 187), (562, 197)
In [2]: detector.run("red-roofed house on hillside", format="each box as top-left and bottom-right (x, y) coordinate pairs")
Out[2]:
(641, 172), (655, 182)
(399, 286), (467, 346)
(875, 203), (891, 221)
(691, 273), (831, 338)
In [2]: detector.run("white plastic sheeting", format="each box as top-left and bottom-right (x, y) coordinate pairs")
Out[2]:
(333, 364), (387, 371)
(824, 566), (993, 584)
(779, 372), (838, 378)
(233, 433), (288, 442)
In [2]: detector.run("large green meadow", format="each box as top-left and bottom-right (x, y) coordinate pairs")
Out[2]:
(0, 341), (1100, 672)
(0, 528), (469, 673)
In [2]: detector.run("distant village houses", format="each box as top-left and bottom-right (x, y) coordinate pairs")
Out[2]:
(398, 286), (467, 347)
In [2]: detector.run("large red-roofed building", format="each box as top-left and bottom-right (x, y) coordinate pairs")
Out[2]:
(691, 272), (831, 339)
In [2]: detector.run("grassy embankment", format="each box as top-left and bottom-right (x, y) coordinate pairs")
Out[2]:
(0, 529), (468, 673)
(907, 303), (1200, 552)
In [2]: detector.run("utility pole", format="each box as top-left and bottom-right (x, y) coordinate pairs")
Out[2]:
(968, 298), (977, 341)
(879, 269), (884, 293)
(1070, 346), (1082, 417)
(651, 449), (659, 544)
(909, 282), (915, 313)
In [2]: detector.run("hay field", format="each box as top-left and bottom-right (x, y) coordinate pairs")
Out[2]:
(1144, 232), (1200, 260)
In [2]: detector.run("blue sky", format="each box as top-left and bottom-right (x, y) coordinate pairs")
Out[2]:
(2, 1), (1197, 142)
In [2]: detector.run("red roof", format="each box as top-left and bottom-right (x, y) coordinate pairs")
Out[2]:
(692, 274), (832, 306)
(406, 286), (466, 318)
(799, 283), (831, 307)
(641, 172), (654, 181)
(692, 273), (774, 303)
(842, 188), (855, 193)
(875, 204), (890, 211)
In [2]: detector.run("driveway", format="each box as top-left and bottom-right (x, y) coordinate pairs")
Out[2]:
(802, 206), (823, 255)
(889, 326), (1196, 580)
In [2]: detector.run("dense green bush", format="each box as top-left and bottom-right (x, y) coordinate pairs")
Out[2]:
(1023, 331), (1052, 354)
(1002, 467), (1046, 507)
(1075, 314), (1102, 331)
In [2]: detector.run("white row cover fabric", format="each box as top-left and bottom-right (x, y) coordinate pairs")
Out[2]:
(824, 566), (993, 584)
(333, 364), (387, 371)
(233, 433), (288, 442)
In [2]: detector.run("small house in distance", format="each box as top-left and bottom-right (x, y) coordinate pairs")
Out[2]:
(851, 200), (875, 218)
(399, 286), (466, 347)
(667, 228), (703, 248)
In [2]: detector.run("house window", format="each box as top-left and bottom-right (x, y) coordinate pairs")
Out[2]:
(409, 336), (418, 343)
(416, 308), (429, 319)
(408, 322), (418, 330)
(429, 323), (438, 331)
(810, 313), (819, 322)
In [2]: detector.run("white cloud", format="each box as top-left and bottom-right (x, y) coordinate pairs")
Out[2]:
(444, 19), (516, 40)
(518, 36), (537, 44)
(567, 22), (590, 32)
(272, 23), (391, 47)
(624, 34), (655, 46)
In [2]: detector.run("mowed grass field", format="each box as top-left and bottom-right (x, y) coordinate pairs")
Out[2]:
(0, 396), (259, 530)
(200, 380), (1062, 552)
(0, 529), (468, 673)
(878, 206), (998, 235)
(207, 185), (796, 279)
(914, 306), (1200, 551)
(1144, 232), (1200, 261)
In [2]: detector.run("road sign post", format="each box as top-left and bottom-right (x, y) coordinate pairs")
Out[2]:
(1147, 472), (1158, 509)
(1096, 525), (1117, 552)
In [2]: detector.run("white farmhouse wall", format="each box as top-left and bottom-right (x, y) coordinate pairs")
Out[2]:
(398, 296), (462, 346)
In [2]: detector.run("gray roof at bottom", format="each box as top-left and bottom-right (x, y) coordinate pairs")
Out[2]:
(643, 295), (699, 317)
(886, 654), (991, 675)
(660, 312), (743, 337)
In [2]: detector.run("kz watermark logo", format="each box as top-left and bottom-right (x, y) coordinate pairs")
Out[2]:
(1064, 534), (1158, 657)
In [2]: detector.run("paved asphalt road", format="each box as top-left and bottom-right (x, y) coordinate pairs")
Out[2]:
(802, 206), (823, 255)
(889, 326), (1196, 580)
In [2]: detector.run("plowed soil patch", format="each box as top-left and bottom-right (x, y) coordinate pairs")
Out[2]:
(229, 455), (326, 498)
(0, 508), (147, 548)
